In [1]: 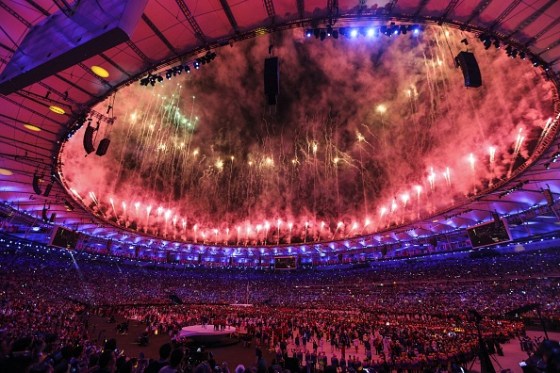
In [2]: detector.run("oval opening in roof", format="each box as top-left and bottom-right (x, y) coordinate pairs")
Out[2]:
(58, 26), (558, 247)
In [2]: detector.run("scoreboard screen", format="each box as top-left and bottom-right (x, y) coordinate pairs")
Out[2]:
(274, 256), (297, 269)
(49, 226), (80, 250)
(467, 219), (511, 249)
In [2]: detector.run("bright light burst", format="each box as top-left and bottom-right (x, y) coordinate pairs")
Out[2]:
(488, 146), (496, 164)
(468, 153), (476, 172)
(376, 104), (387, 114)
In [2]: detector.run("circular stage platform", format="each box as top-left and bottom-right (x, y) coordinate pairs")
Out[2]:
(178, 325), (238, 347)
(179, 325), (236, 338)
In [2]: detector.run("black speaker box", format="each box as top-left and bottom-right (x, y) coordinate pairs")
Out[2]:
(43, 183), (53, 197)
(455, 52), (482, 87)
(96, 138), (111, 156)
(83, 125), (96, 154)
(264, 57), (279, 105)
(32, 174), (42, 195)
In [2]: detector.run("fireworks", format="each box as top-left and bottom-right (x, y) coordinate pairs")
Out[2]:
(376, 104), (387, 114)
(427, 168), (436, 190)
(59, 26), (555, 247)
(443, 167), (451, 186)
(513, 129), (525, 156)
(468, 153), (476, 173)
(380, 207), (387, 217)
(488, 146), (496, 164)
(400, 193), (410, 205)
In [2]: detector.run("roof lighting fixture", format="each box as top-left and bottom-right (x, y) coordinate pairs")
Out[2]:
(350, 29), (358, 38)
(0, 168), (13, 176)
(91, 65), (110, 78)
(172, 65), (183, 76)
(204, 51), (217, 62)
(305, 29), (313, 38)
(367, 28), (375, 37)
(24, 124), (41, 132)
(49, 105), (65, 115)
(140, 76), (150, 86)
(380, 26), (389, 36)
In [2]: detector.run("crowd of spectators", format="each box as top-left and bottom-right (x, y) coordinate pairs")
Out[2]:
(1, 241), (559, 372)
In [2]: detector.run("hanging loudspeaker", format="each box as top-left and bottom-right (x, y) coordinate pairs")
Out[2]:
(49, 213), (56, 223)
(455, 51), (482, 87)
(32, 173), (42, 195)
(96, 138), (111, 156)
(543, 189), (554, 206)
(83, 125), (96, 154)
(42, 206), (48, 221)
(43, 182), (53, 197)
(264, 57), (279, 105)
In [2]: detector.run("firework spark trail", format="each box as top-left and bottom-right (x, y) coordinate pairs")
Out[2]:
(167, 85), (184, 200)
(135, 90), (158, 181)
(507, 128), (525, 177)
(434, 29), (452, 96)
(428, 167), (436, 191)
(88, 191), (99, 206)
(468, 153), (476, 173)
(489, 146), (496, 165)
(443, 167), (451, 186)
(122, 201), (127, 223)
(109, 197), (117, 220)
(422, 52), (437, 124)
(539, 117), (554, 142)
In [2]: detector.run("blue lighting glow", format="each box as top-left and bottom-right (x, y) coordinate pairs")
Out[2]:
(350, 29), (358, 38)
(413, 28), (420, 35)
(367, 28), (376, 37)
